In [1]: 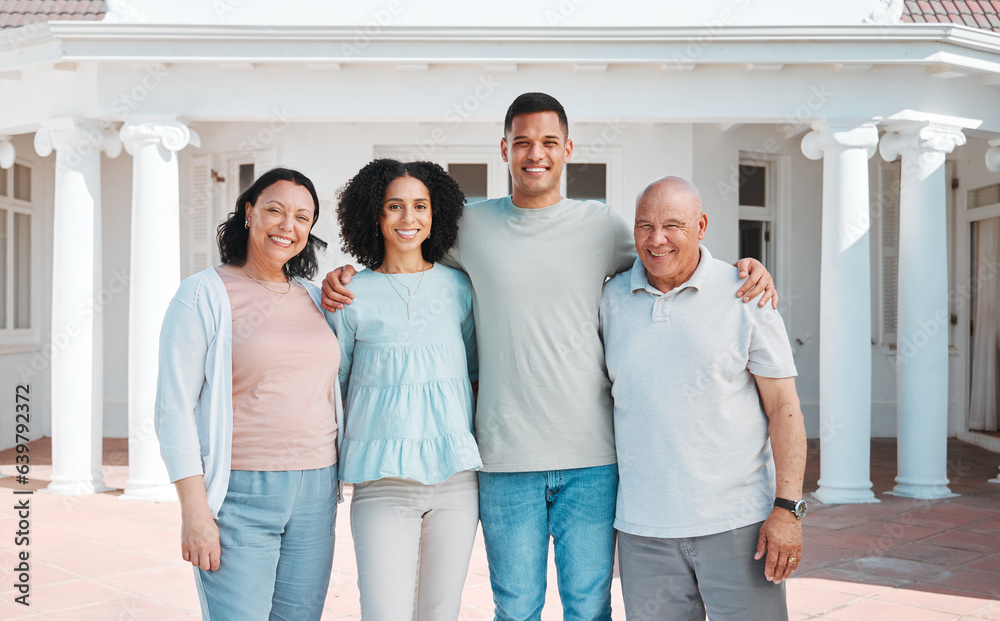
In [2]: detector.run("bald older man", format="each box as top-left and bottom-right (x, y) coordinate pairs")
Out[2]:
(599, 177), (807, 621)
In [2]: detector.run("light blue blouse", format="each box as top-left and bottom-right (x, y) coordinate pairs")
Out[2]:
(332, 263), (481, 484)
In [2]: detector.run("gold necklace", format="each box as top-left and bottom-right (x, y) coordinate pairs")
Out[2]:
(378, 264), (430, 320)
(241, 265), (292, 294)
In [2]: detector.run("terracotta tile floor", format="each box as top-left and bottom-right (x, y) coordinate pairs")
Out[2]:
(1, 437), (998, 620)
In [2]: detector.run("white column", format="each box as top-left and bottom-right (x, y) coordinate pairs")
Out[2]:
(801, 120), (880, 504)
(880, 121), (966, 499)
(119, 120), (199, 501)
(0, 137), (14, 169)
(35, 119), (122, 495)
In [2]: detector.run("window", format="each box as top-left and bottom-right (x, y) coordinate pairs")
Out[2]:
(566, 162), (607, 202)
(448, 164), (488, 204)
(738, 160), (774, 268)
(1, 163), (33, 334)
(375, 146), (510, 203)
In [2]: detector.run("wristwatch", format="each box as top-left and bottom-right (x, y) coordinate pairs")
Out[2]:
(774, 497), (808, 519)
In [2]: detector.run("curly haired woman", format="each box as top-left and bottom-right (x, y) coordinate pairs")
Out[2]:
(333, 159), (479, 620)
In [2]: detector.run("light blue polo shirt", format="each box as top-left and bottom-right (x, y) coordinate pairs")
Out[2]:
(600, 246), (797, 539)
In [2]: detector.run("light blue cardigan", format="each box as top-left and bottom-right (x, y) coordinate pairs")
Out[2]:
(154, 267), (344, 517)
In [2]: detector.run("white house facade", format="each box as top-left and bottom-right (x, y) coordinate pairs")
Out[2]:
(2, 0), (1000, 502)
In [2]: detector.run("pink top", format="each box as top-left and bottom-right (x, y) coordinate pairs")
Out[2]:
(218, 267), (340, 471)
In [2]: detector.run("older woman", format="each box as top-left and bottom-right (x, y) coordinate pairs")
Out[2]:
(155, 167), (341, 621)
(333, 159), (479, 620)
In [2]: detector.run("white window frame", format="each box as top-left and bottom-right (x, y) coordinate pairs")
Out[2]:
(0, 159), (40, 350)
(738, 152), (791, 316)
(562, 146), (623, 211)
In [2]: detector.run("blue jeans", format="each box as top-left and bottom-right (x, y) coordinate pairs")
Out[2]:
(194, 465), (338, 621)
(478, 464), (618, 621)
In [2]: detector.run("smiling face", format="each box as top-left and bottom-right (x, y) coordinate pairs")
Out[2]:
(244, 179), (315, 277)
(379, 175), (432, 265)
(501, 111), (573, 209)
(634, 177), (708, 292)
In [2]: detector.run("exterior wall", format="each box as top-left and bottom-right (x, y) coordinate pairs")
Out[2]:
(101, 153), (132, 438)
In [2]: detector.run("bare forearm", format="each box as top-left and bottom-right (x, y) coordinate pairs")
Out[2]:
(174, 475), (212, 517)
(769, 404), (807, 500)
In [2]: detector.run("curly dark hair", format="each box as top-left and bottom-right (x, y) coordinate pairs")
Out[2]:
(337, 159), (466, 270)
(217, 167), (328, 280)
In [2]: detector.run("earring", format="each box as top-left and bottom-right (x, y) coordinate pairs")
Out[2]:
(245, 219), (249, 229)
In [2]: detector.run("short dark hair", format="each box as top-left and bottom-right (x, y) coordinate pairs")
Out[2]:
(217, 167), (327, 280)
(337, 159), (465, 270)
(503, 92), (569, 138)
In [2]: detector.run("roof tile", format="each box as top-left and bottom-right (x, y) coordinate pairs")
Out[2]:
(942, 0), (959, 12)
(962, 12), (979, 24)
(970, 0), (986, 11)
(956, 0), (973, 12)
(930, 0), (946, 12)
(0, 0), (105, 29)
(906, 0), (921, 10)
(918, 0), (934, 11)
(987, 12), (1000, 26)
(974, 11), (991, 25)
(992, 0), (1000, 12)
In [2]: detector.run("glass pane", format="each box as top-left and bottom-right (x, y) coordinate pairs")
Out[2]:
(448, 163), (488, 204)
(14, 213), (30, 329)
(0, 167), (7, 196)
(239, 164), (255, 195)
(739, 164), (766, 207)
(968, 183), (1000, 210)
(739, 219), (765, 265)
(13, 163), (30, 202)
(566, 163), (606, 202)
(0, 210), (6, 328)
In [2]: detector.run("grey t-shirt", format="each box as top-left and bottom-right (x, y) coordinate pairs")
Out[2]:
(600, 248), (798, 538)
(443, 196), (635, 472)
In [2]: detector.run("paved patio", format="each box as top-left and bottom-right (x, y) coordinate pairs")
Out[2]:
(1, 437), (998, 620)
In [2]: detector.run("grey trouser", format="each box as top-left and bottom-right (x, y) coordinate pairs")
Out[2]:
(350, 470), (480, 621)
(618, 521), (788, 621)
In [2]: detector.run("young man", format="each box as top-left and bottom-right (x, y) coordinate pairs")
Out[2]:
(323, 93), (776, 620)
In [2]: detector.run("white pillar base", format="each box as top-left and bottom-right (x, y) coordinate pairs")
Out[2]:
(45, 477), (113, 496)
(813, 486), (879, 505)
(888, 481), (958, 500)
(121, 483), (178, 502)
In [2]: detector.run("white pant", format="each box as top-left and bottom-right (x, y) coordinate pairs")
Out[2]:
(350, 470), (480, 621)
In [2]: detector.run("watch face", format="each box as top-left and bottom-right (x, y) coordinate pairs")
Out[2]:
(793, 500), (808, 519)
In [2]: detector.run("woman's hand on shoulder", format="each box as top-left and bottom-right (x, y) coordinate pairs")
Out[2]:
(322, 265), (358, 312)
